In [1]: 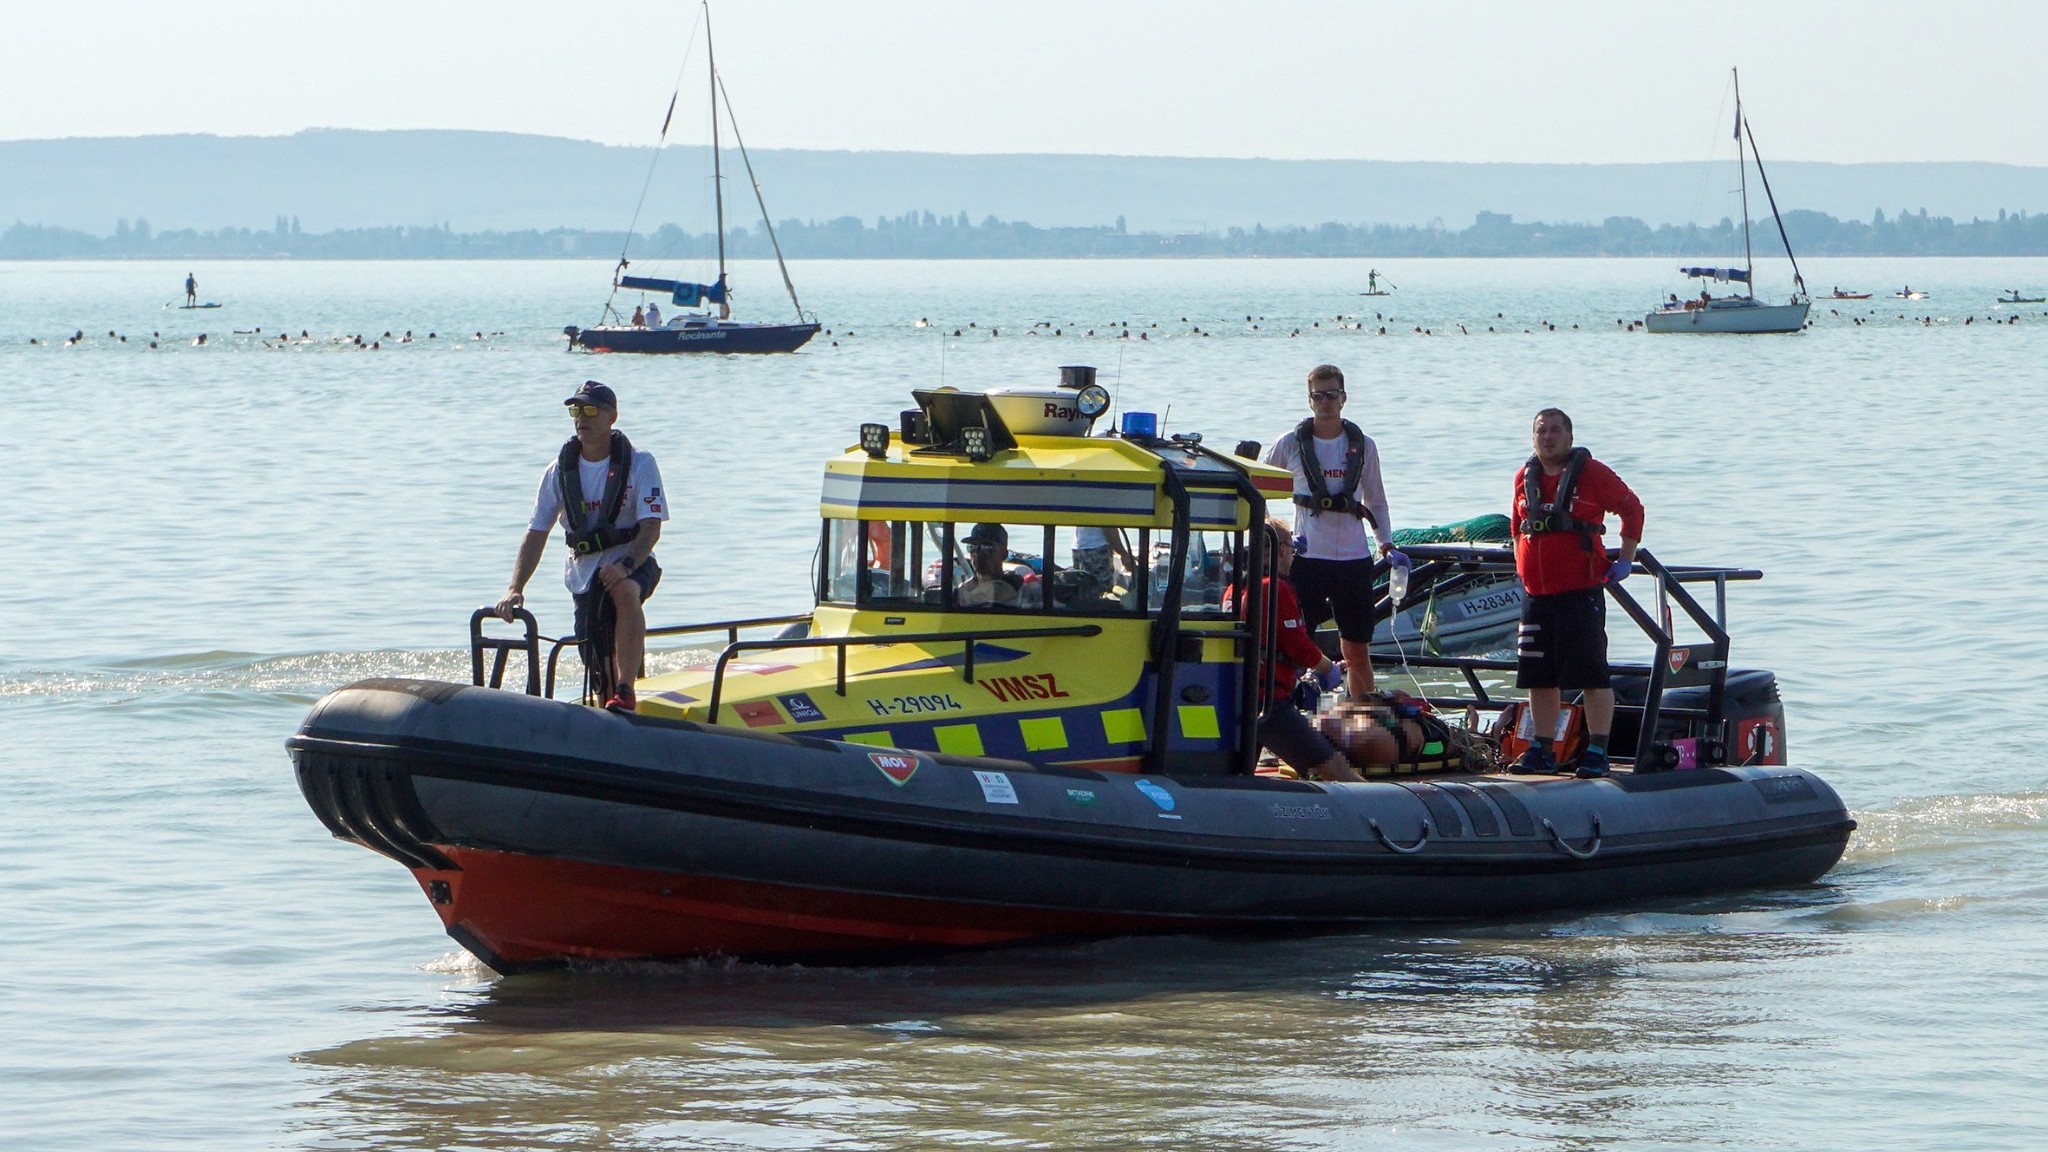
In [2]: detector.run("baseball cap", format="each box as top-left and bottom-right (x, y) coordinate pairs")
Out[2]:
(564, 380), (617, 410)
(963, 523), (1008, 548)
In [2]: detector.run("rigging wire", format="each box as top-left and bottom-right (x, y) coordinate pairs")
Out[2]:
(600, 10), (707, 326)
(716, 70), (809, 321)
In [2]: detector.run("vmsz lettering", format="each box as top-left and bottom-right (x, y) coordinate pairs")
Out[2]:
(979, 673), (1071, 703)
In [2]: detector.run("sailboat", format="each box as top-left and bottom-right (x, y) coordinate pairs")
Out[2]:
(567, 2), (820, 355)
(1646, 70), (1810, 335)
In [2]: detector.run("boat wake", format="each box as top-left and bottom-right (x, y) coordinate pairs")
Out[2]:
(0, 649), (470, 707)
(1845, 790), (2048, 857)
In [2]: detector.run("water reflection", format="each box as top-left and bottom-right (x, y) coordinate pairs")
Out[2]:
(295, 900), (1851, 1150)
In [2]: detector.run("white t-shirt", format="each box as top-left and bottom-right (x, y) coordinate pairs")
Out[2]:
(528, 447), (668, 593)
(1264, 425), (1391, 561)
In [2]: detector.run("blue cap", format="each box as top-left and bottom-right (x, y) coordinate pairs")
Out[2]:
(565, 380), (616, 410)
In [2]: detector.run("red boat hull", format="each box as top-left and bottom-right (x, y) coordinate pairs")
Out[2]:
(417, 846), (1186, 969)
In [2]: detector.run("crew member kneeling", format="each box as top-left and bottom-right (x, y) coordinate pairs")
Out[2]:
(1227, 521), (1362, 783)
(1509, 407), (1644, 778)
(495, 380), (668, 713)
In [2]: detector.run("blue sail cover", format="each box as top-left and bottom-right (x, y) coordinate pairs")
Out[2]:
(1678, 266), (1751, 283)
(618, 275), (728, 307)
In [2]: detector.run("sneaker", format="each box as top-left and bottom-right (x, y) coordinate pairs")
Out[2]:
(1575, 746), (1610, 779)
(1507, 745), (1558, 775)
(603, 689), (638, 714)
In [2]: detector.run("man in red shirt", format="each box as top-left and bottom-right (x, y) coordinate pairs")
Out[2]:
(1509, 408), (1644, 778)
(1227, 521), (1361, 782)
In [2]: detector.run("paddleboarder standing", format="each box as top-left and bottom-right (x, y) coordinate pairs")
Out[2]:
(184, 272), (197, 306)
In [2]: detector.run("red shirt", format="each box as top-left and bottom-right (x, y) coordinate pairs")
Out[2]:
(1227, 577), (1328, 701)
(1512, 456), (1645, 595)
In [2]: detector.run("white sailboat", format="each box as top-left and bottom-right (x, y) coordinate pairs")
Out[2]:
(1646, 70), (1810, 335)
(567, 1), (819, 355)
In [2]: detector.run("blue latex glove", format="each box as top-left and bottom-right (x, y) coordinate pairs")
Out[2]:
(1606, 557), (1633, 584)
(1384, 549), (1411, 571)
(1315, 661), (1345, 691)
(1291, 535), (1308, 557)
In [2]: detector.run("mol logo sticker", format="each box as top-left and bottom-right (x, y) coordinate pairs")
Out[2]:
(869, 752), (920, 786)
(1667, 647), (1691, 674)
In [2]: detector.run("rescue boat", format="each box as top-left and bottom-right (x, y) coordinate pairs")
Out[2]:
(288, 368), (1854, 971)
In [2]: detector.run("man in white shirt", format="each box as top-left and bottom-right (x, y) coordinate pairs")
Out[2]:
(494, 381), (668, 712)
(1263, 364), (1406, 697)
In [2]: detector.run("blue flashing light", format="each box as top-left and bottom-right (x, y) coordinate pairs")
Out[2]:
(1121, 411), (1158, 439)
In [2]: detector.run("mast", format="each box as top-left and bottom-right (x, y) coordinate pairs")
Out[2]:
(1734, 68), (1754, 299)
(706, 1), (727, 309)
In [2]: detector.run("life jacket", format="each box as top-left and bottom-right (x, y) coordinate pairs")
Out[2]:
(1291, 418), (1382, 534)
(1519, 446), (1604, 551)
(556, 431), (637, 555)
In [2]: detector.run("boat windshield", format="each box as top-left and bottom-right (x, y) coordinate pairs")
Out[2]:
(819, 519), (1239, 618)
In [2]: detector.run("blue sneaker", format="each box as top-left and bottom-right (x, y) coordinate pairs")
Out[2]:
(1508, 744), (1558, 775)
(1575, 745), (1611, 779)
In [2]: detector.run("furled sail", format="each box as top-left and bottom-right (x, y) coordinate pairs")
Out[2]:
(618, 275), (728, 307)
(1678, 266), (1752, 283)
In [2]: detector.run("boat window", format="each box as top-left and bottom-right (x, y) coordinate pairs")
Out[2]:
(822, 519), (928, 607)
(944, 520), (1043, 611)
(1140, 528), (1237, 616)
(1047, 524), (1139, 613)
(824, 518), (1224, 617)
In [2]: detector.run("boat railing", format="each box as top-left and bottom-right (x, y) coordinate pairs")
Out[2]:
(700, 624), (1103, 724)
(1371, 545), (1760, 768)
(470, 609), (815, 701)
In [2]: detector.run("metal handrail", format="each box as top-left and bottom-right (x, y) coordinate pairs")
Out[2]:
(705, 623), (1103, 724)
(1366, 545), (1747, 768)
(470, 607), (545, 695)
(472, 609), (816, 700)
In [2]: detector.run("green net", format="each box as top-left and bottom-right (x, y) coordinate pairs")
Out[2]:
(1392, 513), (1512, 547)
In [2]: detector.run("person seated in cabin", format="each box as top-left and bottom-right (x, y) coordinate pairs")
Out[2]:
(1224, 520), (1363, 782)
(954, 523), (1023, 608)
(1069, 524), (1134, 601)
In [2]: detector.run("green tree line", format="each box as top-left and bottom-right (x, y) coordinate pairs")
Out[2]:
(6, 206), (2047, 259)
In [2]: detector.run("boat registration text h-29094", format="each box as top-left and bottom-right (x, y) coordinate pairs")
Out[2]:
(866, 693), (965, 717)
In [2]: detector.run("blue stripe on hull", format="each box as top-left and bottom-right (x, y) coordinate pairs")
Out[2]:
(575, 322), (820, 354)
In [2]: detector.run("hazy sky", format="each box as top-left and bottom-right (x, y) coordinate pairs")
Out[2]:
(9, 1), (2047, 165)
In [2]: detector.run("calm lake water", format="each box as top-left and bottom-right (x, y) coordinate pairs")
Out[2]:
(4, 256), (2047, 1150)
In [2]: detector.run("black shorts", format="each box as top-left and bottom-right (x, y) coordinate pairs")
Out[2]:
(1288, 555), (1376, 642)
(574, 555), (662, 647)
(1515, 587), (1611, 690)
(1258, 697), (1338, 774)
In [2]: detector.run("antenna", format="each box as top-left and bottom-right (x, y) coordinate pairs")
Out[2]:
(1110, 347), (1124, 428)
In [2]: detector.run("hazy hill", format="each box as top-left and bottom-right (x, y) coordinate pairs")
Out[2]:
(6, 129), (2048, 234)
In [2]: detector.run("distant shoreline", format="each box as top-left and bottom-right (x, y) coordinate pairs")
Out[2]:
(6, 206), (2046, 260)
